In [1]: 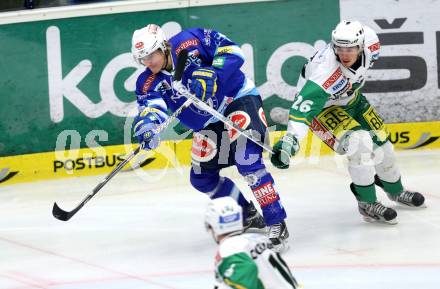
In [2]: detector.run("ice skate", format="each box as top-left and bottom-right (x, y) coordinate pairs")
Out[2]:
(374, 175), (426, 208)
(387, 190), (426, 208)
(243, 202), (266, 231)
(358, 201), (398, 224)
(268, 221), (289, 252)
(350, 183), (398, 224)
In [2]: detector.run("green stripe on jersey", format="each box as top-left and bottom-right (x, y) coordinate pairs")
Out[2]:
(289, 80), (328, 125)
(218, 252), (264, 289)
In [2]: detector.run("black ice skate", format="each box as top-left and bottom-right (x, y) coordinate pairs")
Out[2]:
(387, 190), (426, 207)
(350, 183), (397, 224)
(268, 221), (289, 252)
(243, 202), (266, 231)
(358, 201), (398, 224)
(374, 175), (426, 208)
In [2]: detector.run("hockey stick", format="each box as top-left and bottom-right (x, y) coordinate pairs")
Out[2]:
(172, 81), (275, 155)
(52, 50), (191, 221)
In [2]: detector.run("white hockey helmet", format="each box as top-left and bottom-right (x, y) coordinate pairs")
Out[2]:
(131, 24), (167, 65)
(332, 20), (365, 50)
(205, 197), (243, 240)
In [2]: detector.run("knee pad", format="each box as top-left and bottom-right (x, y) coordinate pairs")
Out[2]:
(242, 168), (268, 188)
(374, 141), (400, 183)
(345, 130), (375, 186)
(344, 130), (374, 165)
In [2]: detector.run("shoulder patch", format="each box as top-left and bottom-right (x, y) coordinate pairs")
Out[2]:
(212, 56), (226, 68)
(142, 74), (156, 93)
(322, 68), (342, 89)
(176, 38), (200, 55)
(368, 42), (380, 52)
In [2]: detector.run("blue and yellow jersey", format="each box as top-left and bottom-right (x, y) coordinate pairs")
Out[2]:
(134, 28), (258, 131)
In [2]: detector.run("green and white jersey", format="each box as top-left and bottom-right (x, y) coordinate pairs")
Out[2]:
(288, 25), (380, 140)
(215, 233), (297, 289)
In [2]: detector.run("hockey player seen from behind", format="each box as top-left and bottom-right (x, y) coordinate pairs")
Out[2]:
(205, 197), (299, 289)
(271, 20), (426, 224)
(131, 24), (289, 250)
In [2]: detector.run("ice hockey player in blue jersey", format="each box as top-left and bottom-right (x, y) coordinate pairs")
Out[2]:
(130, 24), (289, 251)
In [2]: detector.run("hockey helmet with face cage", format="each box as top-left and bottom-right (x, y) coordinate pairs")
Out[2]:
(131, 24), (167, 65)
(332, 20), (365, 51)
(205, 197), (243, 240)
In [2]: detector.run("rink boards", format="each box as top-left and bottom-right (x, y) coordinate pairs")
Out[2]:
(1, 121), (439, 185)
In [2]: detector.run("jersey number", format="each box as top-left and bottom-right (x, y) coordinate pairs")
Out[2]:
(292, 95), (313, 113)
(269, 253), (298, 288)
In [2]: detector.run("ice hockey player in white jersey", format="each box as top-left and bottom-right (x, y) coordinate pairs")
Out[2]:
(205, 197), (299, 289)
(270, 20), (426, 224)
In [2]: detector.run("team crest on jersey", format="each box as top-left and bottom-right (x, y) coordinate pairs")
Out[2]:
(157, 79), (172, 95)
(175, 38), (200, 55)
(191, 133), (217, 163)
(185, 49), (202, 69)
(160, 79), (171, 90)
(226, 111), (251, 142)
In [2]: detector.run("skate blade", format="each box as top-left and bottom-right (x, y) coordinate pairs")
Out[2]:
(362, 216), (398, 225)
(245, 227), (269, 234)
(395, 201), (427, 209)
(273, 241), (290, 254)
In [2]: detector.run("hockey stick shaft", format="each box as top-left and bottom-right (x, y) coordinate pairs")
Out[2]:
(52, 51), (191, 221)
(172, 81), (274, 155)
(52, 99), (192, 221)
(52, 145), (141, 221)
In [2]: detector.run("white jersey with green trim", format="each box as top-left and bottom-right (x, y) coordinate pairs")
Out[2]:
(215, 233), (297, 289)
(297, 25), (380, 108)
(287, 25), (380, 140)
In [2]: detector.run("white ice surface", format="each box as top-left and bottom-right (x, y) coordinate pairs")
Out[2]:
(1, 150), (439, 289)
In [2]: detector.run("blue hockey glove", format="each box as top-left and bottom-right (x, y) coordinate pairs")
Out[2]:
(133, 107), (165, 150)
(270, 133), (300, 169)
(190, 67), (218, 102)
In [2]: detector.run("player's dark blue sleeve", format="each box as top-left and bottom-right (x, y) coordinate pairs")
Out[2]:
(191, 28), (245, 84)
(135, 70), (168, 120)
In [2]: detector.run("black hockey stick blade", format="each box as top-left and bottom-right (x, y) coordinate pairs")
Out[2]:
(52, 202), (79, 221)
(52, 52), (189, 222)
(174, 49), (188, 81)
(52, 191), (95, 221)
(52, 146), (141, 221)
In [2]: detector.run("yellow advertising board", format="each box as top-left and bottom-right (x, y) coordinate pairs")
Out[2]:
(1, 121), (439, 185)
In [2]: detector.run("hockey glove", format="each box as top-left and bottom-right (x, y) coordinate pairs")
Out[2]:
(271, 133), (300, 169)
(133, 107), (165, 150)
(190, 67), (218, 102)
